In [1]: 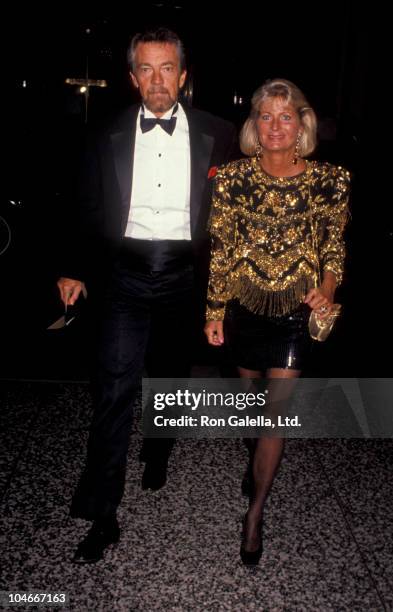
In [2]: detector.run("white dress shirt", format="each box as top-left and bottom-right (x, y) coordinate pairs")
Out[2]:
(125, 103), (191, 240)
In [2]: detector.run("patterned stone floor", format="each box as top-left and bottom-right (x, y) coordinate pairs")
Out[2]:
(0, 381), (392, 611)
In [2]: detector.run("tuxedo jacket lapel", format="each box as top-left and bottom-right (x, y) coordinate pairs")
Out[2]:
(186, 108), (214, 237)
(110, 106), (138, 233)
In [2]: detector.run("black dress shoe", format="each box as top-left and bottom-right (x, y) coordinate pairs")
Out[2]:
(141, 462), (167, 491)
(72, 519), (120, 564)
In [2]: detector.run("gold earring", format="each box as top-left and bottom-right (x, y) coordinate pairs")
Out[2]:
(293, 134), (301, 165)
(255, 143), (262, 161)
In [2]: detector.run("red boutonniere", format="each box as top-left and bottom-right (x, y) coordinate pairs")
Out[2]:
(208, 166), (218, 179)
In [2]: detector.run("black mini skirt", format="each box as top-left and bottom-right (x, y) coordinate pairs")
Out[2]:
(224, 299), (313, 372)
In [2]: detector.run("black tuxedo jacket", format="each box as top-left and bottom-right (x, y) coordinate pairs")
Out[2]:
(60, 103), (237, 291)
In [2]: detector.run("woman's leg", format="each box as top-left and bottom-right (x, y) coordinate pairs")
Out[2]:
(237, 367), (261, 493)
(238, 368), (262, 496)
(238, 367), (262, 379)
(242, 367), (300, 553)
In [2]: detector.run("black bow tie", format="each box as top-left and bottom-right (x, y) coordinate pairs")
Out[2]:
(140, 106), (178, 136)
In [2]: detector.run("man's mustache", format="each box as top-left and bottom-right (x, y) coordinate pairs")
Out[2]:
(148, 88), (169, 95)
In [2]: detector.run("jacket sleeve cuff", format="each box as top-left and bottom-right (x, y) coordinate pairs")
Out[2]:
(206, 301), (226, 321)
(323, 262), (343, 286)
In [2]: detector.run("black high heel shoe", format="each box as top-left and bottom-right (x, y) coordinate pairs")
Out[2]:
(240, 515), (263, 566)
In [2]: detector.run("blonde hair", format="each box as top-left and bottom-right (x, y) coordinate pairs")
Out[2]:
(240, 78), (317, 157)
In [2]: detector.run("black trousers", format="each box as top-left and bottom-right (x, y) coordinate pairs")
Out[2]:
(70, 240), (194, 520)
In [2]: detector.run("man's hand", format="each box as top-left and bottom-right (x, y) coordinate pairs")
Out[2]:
(204, 320), (224, 346)
(57, 277), (85, 307)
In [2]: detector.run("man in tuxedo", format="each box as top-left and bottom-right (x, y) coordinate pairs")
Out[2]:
(57, 27), (236, 563)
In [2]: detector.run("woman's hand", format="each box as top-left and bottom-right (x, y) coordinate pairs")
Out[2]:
(204, 320), (224, 346)
(304, 271), (337, 318)
(304, 287), (334, 318)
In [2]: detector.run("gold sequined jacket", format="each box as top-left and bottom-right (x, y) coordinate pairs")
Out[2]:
(206, 158), (350, 320)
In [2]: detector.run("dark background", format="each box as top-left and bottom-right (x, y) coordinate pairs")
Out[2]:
(1, 2), (388, 380)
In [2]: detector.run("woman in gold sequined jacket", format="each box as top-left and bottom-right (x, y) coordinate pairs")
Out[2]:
(204, 79), (350, 565)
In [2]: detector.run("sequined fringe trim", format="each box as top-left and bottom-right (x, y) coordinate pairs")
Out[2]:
(232, 276), (313, 317)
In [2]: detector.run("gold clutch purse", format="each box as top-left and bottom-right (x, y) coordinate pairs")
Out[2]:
(308, 303), (341, 342)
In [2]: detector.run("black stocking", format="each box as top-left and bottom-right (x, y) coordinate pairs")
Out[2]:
(239, 367), (299, 552)
(243, 437), (284, 550)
